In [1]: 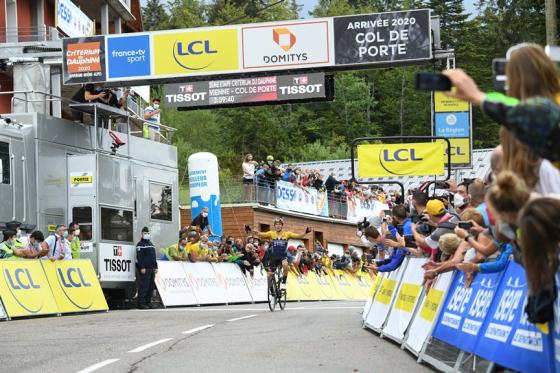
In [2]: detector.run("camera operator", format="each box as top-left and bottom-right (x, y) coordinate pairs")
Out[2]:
(412, 199), (460, 261)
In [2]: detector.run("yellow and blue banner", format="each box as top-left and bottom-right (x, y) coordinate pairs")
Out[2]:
(358, 141), (446, 178)
(41, 260), (108, 313)
(0, 260), (59, 318)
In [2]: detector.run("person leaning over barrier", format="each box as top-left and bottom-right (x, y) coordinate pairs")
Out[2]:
(0, 230), (28, 259)
(43, 225), (70, 261)
(169, 236), (189, 261)
(24, 231), (46, 259)
(136, 227), (158, 309)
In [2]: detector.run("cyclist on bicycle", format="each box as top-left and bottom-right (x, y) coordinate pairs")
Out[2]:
(252, 217), (310, 290)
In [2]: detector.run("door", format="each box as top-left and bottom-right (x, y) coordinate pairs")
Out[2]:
(67, 154), (97, 269)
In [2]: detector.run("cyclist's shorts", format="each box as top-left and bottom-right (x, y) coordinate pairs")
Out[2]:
(267, 256), (285, 270)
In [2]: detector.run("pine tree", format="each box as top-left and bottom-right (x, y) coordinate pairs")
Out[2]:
(142, 0), (168, 31)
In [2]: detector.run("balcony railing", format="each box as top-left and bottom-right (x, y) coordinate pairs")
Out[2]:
(0, 26), (63, 43)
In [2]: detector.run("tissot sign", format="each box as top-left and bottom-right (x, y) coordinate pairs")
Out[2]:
(241, 20), (331, 70)
(62, 9), (432, 84)
(164, 73), (331, 109)
(334, 9), (432, 65)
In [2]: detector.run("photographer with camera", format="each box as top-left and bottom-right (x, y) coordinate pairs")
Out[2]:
(411, 199), (460, 261)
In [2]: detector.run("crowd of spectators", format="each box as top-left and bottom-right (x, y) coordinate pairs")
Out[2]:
(243, 153), (403, 216)
(0, 222), (82, 260)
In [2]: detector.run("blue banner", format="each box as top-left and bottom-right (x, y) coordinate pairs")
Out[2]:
(554, 272), (560, 373)
(435, 112), (470, 138)
(474, 261), (553, 373)
(433, 270), (503, 352)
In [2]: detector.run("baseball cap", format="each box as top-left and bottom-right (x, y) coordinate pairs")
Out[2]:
(266, 155), (274, 161)
(288, 245), (296, 252)
(426, 199), (446, 216)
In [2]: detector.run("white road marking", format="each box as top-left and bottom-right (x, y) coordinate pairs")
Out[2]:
(288, 306), (364, 310)
(182, 324), (215, 334)
(76, 359), (120, 373)
(227, 314), (258, 322)
(128, 338), (174, 353)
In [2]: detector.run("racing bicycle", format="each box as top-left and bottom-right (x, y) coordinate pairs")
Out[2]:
(266, 264), (287, 312)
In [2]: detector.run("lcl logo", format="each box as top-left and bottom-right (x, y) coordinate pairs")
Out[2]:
(446, 146), (467, 156)
(382, 149), (424, 162)
(173, 40), (218, 71)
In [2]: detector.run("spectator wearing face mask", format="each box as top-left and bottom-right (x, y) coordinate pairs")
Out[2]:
(143, 98), (161, 141)
(190, 207), (215, 237)
(42, 224), (70, 262)
(0, 230), (28, 259)
(136, 227), (158, 309)
(68, 222), (82, 259)
(169, 236), (189, 261)
(24, 230), (46, 259)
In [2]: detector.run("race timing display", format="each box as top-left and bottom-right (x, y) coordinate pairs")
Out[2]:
(62, 9), (432, 85)
(164, 73), (334, 109)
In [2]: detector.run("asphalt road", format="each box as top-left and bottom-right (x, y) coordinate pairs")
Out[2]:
(1, 301), (434, 373)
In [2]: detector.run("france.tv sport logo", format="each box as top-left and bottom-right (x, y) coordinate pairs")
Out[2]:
(107, 34), (151, 79)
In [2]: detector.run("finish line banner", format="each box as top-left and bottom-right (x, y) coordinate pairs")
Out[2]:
(357, 141), (446, 177)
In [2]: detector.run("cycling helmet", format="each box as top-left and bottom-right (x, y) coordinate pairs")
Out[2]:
(273, 217), (284, 225)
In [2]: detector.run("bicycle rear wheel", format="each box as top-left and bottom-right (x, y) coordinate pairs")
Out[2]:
(267, 275), (277, 312)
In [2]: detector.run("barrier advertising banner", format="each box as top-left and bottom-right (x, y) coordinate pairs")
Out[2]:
(0, 299), (6, 320)
(473, 261), (553, 373)
(275, 180), (328, 217)
(155, 261), (198, 307)
(41, 260), (108, 313)
(346, 197), (387, 223)
(241, 20), (332, 70)
(311, 271), (341, 301)
(333, 9), (431, 66)
(183, 262), (226, 304)
(212, 263), (253, 303)
(404, 271), (453, 355)
(357, 141), (446, 177)
(363, 273), (386, 320)
(164, 73), (330, 109)
(432, 270), (504, 353)
(0, 260), (59, 318)
(62, 36), (106, 84)
(364, 259), (408, 331)
(244, 265), (268, 302)
(382, 258), (427, 342)
(331, 269), (365, 300)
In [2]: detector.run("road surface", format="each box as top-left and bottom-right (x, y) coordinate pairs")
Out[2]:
(1, 301), (433, 373)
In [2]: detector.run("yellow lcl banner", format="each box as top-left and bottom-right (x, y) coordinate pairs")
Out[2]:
(358, 141), (446, 178)
(0, 259), (107, 318)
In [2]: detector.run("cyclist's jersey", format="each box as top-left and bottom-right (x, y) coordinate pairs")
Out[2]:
(261, 231), (299, 264)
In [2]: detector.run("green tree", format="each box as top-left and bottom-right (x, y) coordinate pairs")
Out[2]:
(142, 0), (168, 31)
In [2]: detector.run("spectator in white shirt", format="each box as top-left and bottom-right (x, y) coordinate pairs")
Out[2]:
(42, 224), (71, 261)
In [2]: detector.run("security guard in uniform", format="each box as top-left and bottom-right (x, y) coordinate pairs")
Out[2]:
(136, 227), (158, 309)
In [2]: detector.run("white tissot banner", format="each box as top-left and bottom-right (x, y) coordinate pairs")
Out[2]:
(212, 263), (253, 303)
(155, 261), (198, 306)
(245, 265), (268, 302)
(382, 258), (428, 342)
(404, 271), (454, 355)
(364, 258), (408, 331)
(183, 262), (226, 304)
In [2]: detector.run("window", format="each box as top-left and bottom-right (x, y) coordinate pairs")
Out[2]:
(150, 183), (172, 221)
(100, 207), (133, 242)
(72, 207), (93, 241)
(0, 142), (9, 184)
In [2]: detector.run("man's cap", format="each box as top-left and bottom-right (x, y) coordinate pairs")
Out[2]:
(141, 226), (150, 233)
(266, 155), (274, 161)
(426, 199), (446, 216)
(288, 245), (296, 252)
